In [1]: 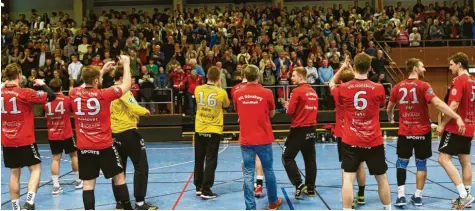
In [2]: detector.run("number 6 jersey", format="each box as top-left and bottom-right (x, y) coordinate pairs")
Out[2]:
(69, 86), (123, 150)
(338, 79), (386, 147)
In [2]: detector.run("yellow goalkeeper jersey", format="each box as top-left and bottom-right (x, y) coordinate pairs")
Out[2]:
(194, 84), (230, 134)
(110, 88), (148, 134)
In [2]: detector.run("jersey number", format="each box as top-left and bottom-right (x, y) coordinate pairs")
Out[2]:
(45, 101), (65, 115)
(197, 92), (217, 107)
(74, 98), (101, 115)
(354, 91), (367, 110)
(1, 97), (21, 114)
(399, 87), (419, 104)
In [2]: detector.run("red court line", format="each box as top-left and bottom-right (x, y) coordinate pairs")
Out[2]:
(172, 172), (194, 210)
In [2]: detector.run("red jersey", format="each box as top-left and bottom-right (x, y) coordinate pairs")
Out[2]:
(44, 94), (74, 141)
(389, 79), (436, 136)
(184, 75), (203, 94)
(131, 83), (139, 98)
(338, 79), (386, 147)
(231, 81), (247, 99)
(445, 74), (475, 137)
(1, 84), (47, 147)
(169, 71), (186, 90)
(69, 86), (123, 150)
(233, 83), (275, 146)
(331, 86), (344, 138)
(286, 83), (318, 128)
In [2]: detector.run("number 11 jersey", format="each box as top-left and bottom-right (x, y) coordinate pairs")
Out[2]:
(70, 87), (123, 150)
(338, 79), (386, 147)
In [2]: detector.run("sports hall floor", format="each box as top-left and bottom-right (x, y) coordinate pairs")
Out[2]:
(1, 139), (474, 210)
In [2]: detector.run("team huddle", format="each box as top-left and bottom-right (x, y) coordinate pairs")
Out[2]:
(1, 52), (474, 210)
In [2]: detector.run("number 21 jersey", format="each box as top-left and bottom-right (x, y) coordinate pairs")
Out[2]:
(339, 79), (386, 147)
(389, 79), (435, 136)
(70, 87), (123, 150)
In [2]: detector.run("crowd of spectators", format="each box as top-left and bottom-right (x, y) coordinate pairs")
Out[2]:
(1, 0), (474, 115)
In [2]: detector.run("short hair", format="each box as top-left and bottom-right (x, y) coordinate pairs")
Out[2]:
(406, 58), (422, 73)
(4, 63), (22, 81)
(449, 52), (469, 70)
(293, 67), (307, 80)
(207, 66), (221, 82)
(339, 67), (355, 83)
(113, 66), (124, 81)
(353, 53), (372, 74)
(243, 65), (259, 82)
(81, 66), (101, 85)
(49, 78), (63, 92)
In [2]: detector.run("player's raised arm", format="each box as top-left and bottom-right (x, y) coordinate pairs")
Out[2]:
(33, 79), (57, 102)
(118, 55), (132, 94)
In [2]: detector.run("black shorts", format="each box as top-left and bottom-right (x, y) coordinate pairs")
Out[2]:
(335, 136), (343, 162)
(78, 146), (124, 180)
(438, 132), (473, 155)
(49, 137), (77, 155)
(2, 144), (41, 169)
(194, 133), (222, 144)
(341, 142), (388, 175)
(397, 132), (432, 159)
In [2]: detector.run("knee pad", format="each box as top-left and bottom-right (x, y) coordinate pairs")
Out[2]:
(416, 159), (427, 171)
(396, 158), (409, 169)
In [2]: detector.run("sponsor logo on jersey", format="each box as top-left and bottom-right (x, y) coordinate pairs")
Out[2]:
(36, 91), (44, 97)
(452, 88), (457, 96)
(427, 88), (434, 95)
(114, 87), (120, 96)
(129, 96), (135, 103)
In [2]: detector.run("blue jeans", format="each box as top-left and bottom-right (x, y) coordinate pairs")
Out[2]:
(241, 144), (278, 210)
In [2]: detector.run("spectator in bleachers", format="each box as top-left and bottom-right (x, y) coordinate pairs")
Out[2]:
(184, 70), (203, 116)
(409, 27), (421, 46)
(67, 55), (83, 86)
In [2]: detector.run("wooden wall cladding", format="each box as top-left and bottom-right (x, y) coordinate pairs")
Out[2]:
(389, 47), (475, 68)
(389, 46), (474, 122)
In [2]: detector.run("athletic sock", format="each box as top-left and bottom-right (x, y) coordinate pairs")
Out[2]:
(457, 184), (468, 198)
(82, 190), (95, 210)
(25, 192), (36, 205)
(396, 168), (406, 187)
(11, 199), (20, 210)
(115, 184), (132, 210)
(397, 185), (405, 198)
(256, 176), (264, 186)
(136, 201), (144, 206)
(383, 204), (392, 210)
(465, 186), (472, 195)
(358, 186), (365, 197)
(415, 189), (422, 198)
(52, 175), (60, 187)
(342, 208), (352, 210)
(74, 171), (80, 182)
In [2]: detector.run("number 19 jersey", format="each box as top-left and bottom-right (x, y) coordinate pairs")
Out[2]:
(339, 79), (386, 147)
(389, 79), (436, 136)
(194, 84), (230, 134)
(70, 87), (123, 150)
(43, 94), (74, 140)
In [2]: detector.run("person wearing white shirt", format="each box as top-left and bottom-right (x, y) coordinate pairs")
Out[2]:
(68, 55), (83, 85)
(409, 27), (421, 46)
(78, 37), (89, 61)
(305, 59), (318, 85)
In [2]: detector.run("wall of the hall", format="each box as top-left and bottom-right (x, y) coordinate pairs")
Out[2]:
(6, 0), (469, 22)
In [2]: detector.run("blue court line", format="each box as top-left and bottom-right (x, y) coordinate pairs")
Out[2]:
(281, 187), (294, 210)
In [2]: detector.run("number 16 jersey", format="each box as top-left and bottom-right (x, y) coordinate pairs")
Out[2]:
(194, 84), (229, 134)
(69, 87), (123, 150)
(338, 79), (386, 147)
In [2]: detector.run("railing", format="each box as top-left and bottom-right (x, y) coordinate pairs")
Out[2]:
(374, 39), (405, 84)
(382, 39), (475, 48)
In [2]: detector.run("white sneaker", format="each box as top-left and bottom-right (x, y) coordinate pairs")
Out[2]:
(52, 186), (63, 195)
(74, 180), (83, 189)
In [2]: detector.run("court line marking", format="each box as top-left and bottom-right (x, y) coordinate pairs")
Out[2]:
(147, 143), (229, 172)
(276, 142), (332, 210)
(172, 172), (194, 210)
(281, 187), (294, 210)
(1, 170), (73, 206)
